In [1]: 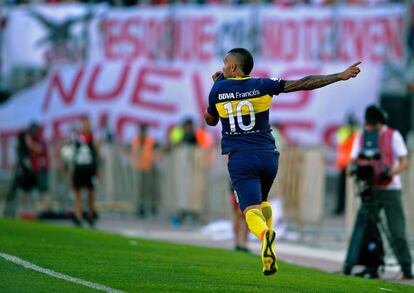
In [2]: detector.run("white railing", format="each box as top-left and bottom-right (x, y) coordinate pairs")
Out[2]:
(1, 143), (327, 225)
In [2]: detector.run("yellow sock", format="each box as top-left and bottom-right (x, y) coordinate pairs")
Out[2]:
(261, 201), (273, 231)
(245, 209), (268, 240)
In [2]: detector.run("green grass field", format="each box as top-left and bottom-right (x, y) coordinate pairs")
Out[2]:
(0, 218), (412, 293)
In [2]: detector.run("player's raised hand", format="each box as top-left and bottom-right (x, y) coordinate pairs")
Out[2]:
(339, 62), (361, 80)
(212, 71), (223, 82)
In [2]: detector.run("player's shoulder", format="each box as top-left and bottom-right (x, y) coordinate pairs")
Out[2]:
(221, 76), (269, 86)
(260, 76), (283, 84)
(211, 77), (241, 93)
(213, 76), (279, 90)
(210, 76), (225, 92)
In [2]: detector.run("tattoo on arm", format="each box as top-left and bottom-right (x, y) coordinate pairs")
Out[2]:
(283, 74), (341, 93)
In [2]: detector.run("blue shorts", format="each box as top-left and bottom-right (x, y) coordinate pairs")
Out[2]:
(228, 149), (279, 212)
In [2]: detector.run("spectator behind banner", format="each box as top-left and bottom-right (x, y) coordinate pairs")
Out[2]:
(96, 116), (116, 204)
(196, 124), (213, 149)
(71, 116), (99, 227)
(343, 105), (412, 280)
(131, 124), (158, 218)
(182, 118), (197, 145)
(334, 114), (359, 215)
(169, 124), (184, 146)
(25, 122), (50, 212)
(98, 115), (115, 145)
(3, 130), (36, 217)
(169, 118), (198, 147)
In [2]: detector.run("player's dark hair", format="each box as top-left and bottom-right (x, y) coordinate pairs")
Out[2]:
(227, 48), (254, 75)
(365, 104), (388, 125)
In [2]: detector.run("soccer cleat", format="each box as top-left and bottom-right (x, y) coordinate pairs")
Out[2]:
(235, 245), (251, 253)
(86, 216), (95, 228)
(261, 230), (277, 276)
(72, 216), (82, 227)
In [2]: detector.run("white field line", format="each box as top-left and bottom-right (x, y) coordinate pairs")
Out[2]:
(0, 252), (126, 293)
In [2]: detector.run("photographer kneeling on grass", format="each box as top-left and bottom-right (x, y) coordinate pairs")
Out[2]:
(343, 105), (412, 280)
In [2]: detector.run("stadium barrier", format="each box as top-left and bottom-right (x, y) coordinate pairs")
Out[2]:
(51, 143), (233, 220)
(345, 150), (414, 240)
(89, 144), (326, 226)
(1, 143), (326, 226)
(272, 147), (326, 229)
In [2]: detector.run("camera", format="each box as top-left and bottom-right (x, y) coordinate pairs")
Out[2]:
(350, 147), (392, 202)
(350, 149), (380, 183)
(350, 129), (392, 189)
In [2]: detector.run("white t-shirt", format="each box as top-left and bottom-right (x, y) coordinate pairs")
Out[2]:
(350, 126), (408, 190)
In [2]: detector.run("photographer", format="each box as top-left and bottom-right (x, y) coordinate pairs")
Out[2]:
(343, 105), (412, 280)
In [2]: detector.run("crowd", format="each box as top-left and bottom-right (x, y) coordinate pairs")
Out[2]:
(2, 116), (287, 231)
(2, 116), (219, 224)
(3, 122), (50, 218)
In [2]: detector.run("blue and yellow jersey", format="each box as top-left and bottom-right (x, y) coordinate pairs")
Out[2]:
(207, 75), (284, 154)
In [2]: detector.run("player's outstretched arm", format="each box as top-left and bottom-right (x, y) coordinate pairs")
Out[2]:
(282, 62), (361, 93)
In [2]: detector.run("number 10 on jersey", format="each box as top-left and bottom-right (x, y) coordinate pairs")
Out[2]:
(223, 100), (256, 132)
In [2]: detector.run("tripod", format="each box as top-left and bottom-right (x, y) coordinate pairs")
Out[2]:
(343, 183), (386, 278)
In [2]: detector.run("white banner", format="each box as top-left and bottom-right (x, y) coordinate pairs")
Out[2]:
(2, 5), (404, 71)
(0, 4), (405, 168)
(0, 60), (380, 153)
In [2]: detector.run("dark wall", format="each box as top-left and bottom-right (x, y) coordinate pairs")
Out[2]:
(0, 90), (11, 104)
(380, 94), (412, 140)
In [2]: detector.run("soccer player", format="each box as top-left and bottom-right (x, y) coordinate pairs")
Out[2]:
(204, 48), (361, 276)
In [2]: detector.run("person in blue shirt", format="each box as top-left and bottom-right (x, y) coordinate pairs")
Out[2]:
(204, 48), (361, 276)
